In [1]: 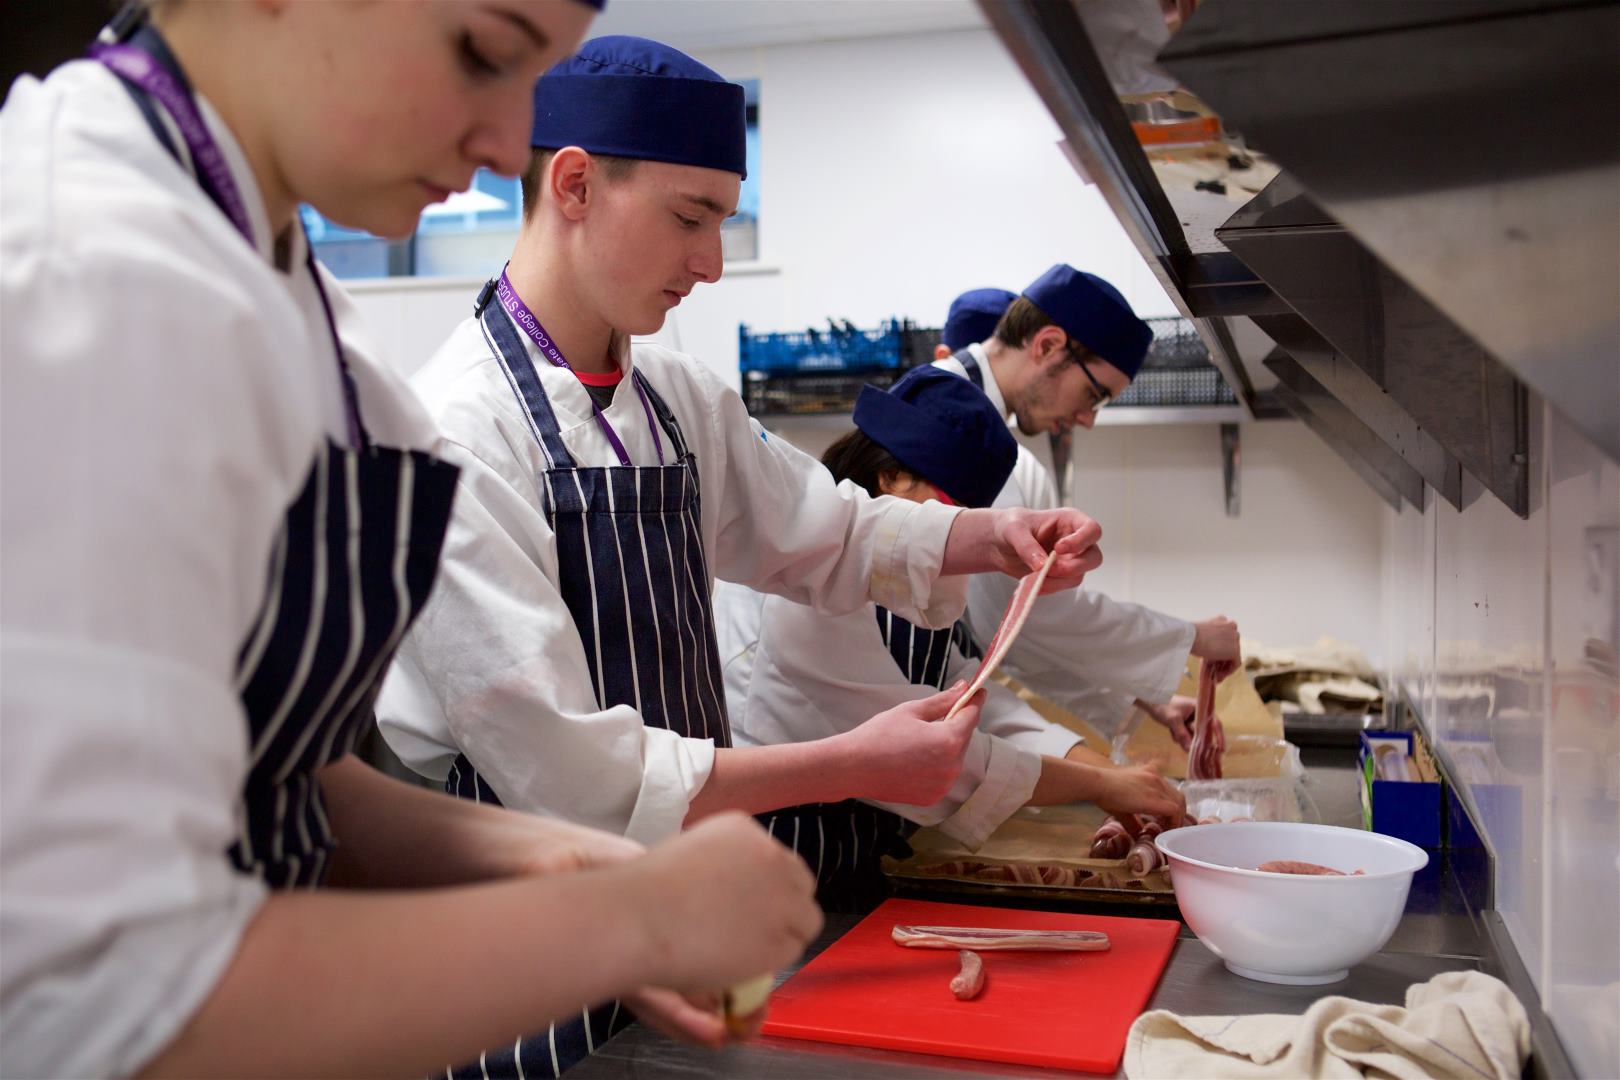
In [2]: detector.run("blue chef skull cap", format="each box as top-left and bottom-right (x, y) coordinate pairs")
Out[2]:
(530, 35), (747, 177)
(1021, 264), (1152, 379)
(852, 367), (1018, 509)
(942, 288), (1017, 352)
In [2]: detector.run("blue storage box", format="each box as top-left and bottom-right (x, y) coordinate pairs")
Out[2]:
(738, 319), (910, 375)
(1359, 730), (1443, 848)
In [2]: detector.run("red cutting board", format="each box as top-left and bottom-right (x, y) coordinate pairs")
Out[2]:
(761, 899), (1179, 1073)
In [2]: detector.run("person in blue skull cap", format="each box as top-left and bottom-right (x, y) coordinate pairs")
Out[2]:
(933, 286), (1019, 358)
(717, 366), (1184, 913)
(378, 38), (1115, 1077)
(934, 263), (1244, 752)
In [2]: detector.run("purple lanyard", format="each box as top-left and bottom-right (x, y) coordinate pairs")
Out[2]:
(92, 36), (367, 450)
(92, 42), (254, 244)
(495, 270), (664, 468)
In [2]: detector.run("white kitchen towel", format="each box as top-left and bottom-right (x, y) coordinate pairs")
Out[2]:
(1124, 970), (1530, 1079)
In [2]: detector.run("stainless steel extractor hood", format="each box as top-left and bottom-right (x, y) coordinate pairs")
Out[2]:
(1217, 174), (1526, 515)
(1159, 0), (1620, 463)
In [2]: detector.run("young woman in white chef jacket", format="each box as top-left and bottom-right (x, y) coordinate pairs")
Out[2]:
(0, 4), (825, 1077)
(934, 268), (1244, 747)
(724, 367), (1186, 911)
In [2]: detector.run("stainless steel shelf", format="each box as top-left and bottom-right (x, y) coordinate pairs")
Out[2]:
(978, 0), (1266, 418)
(1094, 405), (1244, 426)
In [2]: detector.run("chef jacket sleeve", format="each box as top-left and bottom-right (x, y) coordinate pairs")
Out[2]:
(379, 436), (715, 844)
(746, 598), (1038, 850)
(697, 367), (968, 631)
(1, 251), (281, 1078)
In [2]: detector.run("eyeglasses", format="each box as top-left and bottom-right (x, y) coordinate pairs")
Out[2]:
(1065, 340), (1113, 411)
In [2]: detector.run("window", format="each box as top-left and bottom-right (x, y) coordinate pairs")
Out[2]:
(723, 79), (761, 263)
(307, 79), (761, 279)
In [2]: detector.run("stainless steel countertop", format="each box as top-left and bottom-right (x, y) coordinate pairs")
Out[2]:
(567, 752), (1487, 1079)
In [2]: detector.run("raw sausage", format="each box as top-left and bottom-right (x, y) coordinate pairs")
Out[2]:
(1257, 860), (1364, 876)
(950, 950), (985, 1000)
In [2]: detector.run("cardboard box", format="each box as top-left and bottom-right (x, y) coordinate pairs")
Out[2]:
(1359, 729), (1443, 848)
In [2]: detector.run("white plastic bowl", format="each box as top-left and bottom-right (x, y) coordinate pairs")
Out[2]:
(1154, 822), (1429, 985)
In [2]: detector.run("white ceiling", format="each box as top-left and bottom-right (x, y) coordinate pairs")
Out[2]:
(587, 0), (986, 54)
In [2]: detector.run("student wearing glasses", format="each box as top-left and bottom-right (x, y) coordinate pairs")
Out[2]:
(934, 265), (1243, 752)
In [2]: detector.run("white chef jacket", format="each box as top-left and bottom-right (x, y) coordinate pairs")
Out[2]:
(0, 62), (440, 1079)
(936, 345), (1196, 737)
(377, 326), (967, 844)
(714, 580), (1084, 849)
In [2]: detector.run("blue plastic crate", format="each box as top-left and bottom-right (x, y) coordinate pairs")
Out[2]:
(739, 319), (910, 375)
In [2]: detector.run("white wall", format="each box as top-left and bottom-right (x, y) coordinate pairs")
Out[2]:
(1069, 421), (1385, 652)
(344, 25), (1387, 662)
(1382, 399), (1620, 1079)
(767, 415), (1387, 655)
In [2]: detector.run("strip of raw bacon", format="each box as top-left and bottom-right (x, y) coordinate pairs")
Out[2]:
(950, 950), (985, 1000)
(1186, 658), (1238, 780)
(945, 552), (1057, 719)
(892, 925), (1111, 951)
(1257, 860), (1364, 876)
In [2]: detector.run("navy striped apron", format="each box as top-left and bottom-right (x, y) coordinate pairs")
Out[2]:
(439, 287), (731, 1079)
(953, 347), (985, 390)
(757, 610), (983, 915)
(233, 439), (460, 887)
(95, 14), (462, 892)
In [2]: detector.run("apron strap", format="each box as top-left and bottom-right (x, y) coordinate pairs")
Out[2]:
(96, 16), (371, 449)
(475, 280), (696, 474)
(477, 283), (575, 470)
(952, 347), (985, 390)
(631, 371), (694, 463)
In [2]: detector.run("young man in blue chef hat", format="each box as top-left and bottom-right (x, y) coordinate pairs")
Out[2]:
(376, 38), (1110, 1075)
(933, 286), (1019, 359)
(934, 266), (1243, 751)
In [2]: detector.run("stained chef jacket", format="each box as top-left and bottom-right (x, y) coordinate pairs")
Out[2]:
(0, 61), (441, 1078)
(377, 328), (968, 843)
(715, 580), (1084, 848)
(936, 344), (1196, 738)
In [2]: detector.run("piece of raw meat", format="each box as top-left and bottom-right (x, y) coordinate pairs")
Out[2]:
(1186, 658), (1238, 780)
(1125, 837), (1165, 876)
(1089, 816), (1135, 859)
(1258, 860), (1364, 876)
(892, 925), (1111, 951)
(950, 950), (985, 1000)
(1093, 812), (1199, 876)
(945, 552), (1057, 719)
